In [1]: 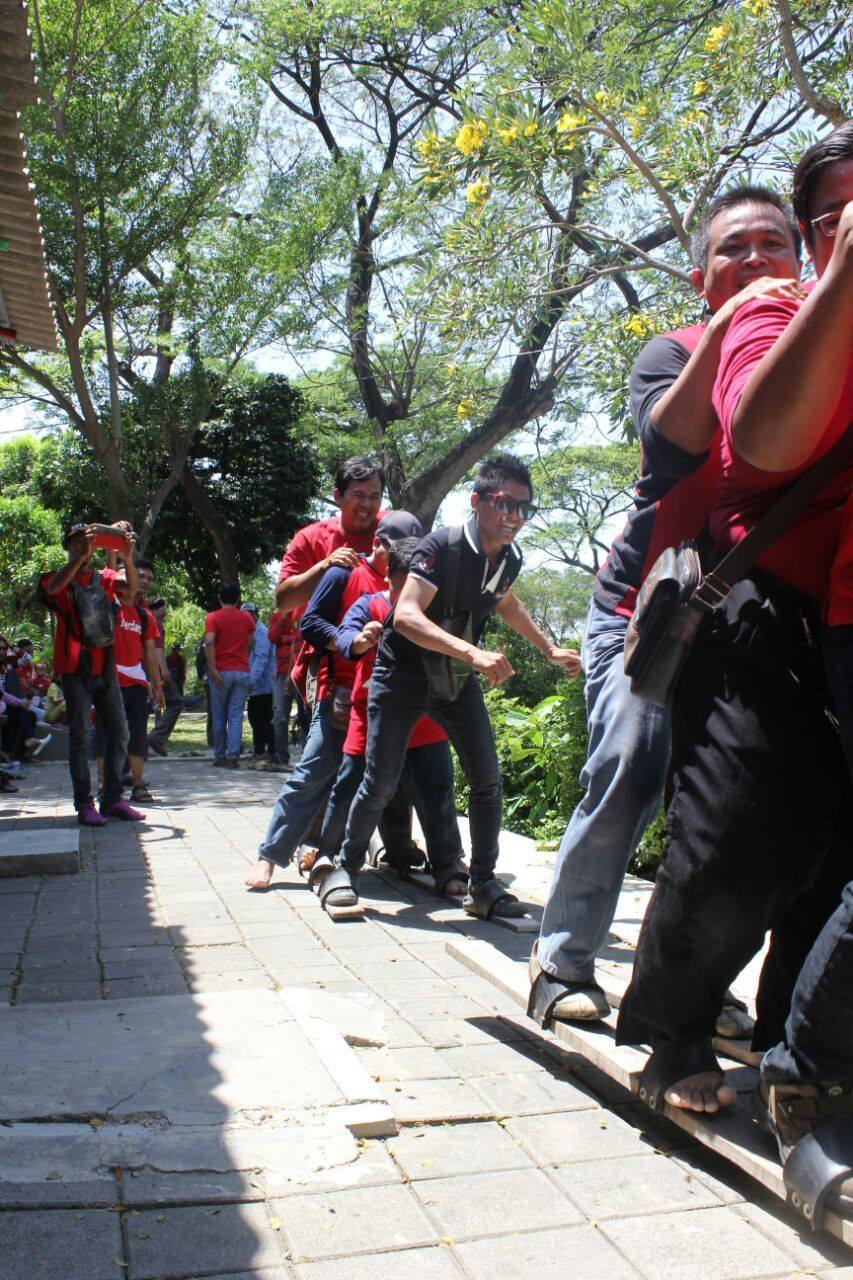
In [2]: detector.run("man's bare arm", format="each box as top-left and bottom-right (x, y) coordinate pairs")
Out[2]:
(496, 591), (581, 675)
(275, 547), (360, 611)
(732, 231), (853, 470)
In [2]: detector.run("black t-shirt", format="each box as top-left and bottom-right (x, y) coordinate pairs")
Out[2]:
(378, 514), (523, 672)
(594, 324), (722, 617)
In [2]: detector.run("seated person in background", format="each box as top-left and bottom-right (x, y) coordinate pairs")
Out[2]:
(309, 537), (468, 900)
(166, 643), (186, 696)
(44, 679), (67, 725)
(95, 571), (163, 805)
(617, 125), (853, 1127)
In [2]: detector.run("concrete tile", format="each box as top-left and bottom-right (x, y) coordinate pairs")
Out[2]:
(505, 1109), (650, 1165)
(454, 1224), (642, 1280)
(600, 1205), (795, 1280)
(167, 924), (242, 945)
(15, 979), (103, 1004)
(295, 1246), (465, 1279)
(274, 1183), (438, 1260)
(390, 1120), (536, 1180)
(435, 1041), (549, 1078)
(412, 1167), (582, 1239)
(0, 1208), (124, 1280)
(126, 1202), (285, 1278)
(184, 970), (276, 993)
(102, 955), (182, 980)
(381, 1077), (494, 1123)
(471, 1071), (598, 1118)
(102, 974), (188, 998)
(550, 1151), (723, 1220)
(0, 1178), (118, 1208)
(177, 944), (264, 974)
(732, 1194), (853, 1270)
(121, 1170), (264, 1206)
(357, 1046), (461, 1082)
(268, 1141), (401, 1198)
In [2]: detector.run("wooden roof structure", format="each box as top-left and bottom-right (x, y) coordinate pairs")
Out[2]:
(0, 0), (57, 351)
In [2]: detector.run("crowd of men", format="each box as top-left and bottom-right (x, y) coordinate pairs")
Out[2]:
(16, 120), (853, 1222)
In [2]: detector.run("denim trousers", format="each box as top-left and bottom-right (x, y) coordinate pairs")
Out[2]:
(209, 670), (250, 761)
(763, 879), (853, 1086)
(272, 673), (295, 760)
(62, 669), (128, 810)
(148, 674), (183, 748)
(319, 740), (464, 870)
(258, 698), (346, 867)
(538, 598), (670, 982)
(338, 664), (501, 888)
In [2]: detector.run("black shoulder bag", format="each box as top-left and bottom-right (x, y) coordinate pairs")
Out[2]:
(624, 423), (853, 706)
(420, 525), (475, 702)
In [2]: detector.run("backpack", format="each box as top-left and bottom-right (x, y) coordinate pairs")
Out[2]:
(69, 569), (115, 648)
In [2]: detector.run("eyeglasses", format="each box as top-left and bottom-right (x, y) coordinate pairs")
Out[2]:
(484, 491), (537, 521)
(810, 210), (842, 239)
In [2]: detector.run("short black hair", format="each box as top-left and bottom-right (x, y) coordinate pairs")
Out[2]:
(334, 454), (385, 496)
(473, 453), (533, 500)
(387, 536), (421, 578)
(134, 557), (154, 573)
(792, 123), (853, 245)
(690, 185), (801, 271)
(219, 583), (241, 605)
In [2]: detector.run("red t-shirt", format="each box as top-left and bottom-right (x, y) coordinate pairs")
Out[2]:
(267, 609), (298, 676)
(343, 592), (447, 756)
(41, 566), (120, 677)
(113, 604), (157, 689)
(277, 515), (381, 585)
(205, 607), (255, 672)
(711, 292), (853, 604)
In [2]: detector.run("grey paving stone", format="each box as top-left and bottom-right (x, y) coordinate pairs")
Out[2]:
(357, 1045), (461, 1082)
(413, 1167), (582, 1239)
(101, 955), (182, 980)
(471, 1071), (599, 1118)
(390, 1120), (535, 1180)
(20, 962), (101, 985)
(381, 1077), (494, 1123)
(168, 924), (242, 945)
(0, 1178), (118, 1208)
(435, 1041), (551, 1078)
(15, 979), (103, 1004)
(550, 1151), (723, 1220)
(294, 1246), (465, 1279)
(184, 971), (275, 993)
(0, 1208), (124, 1280)
(273, 1183), (438, 1261)
(600, 1205), (796, 1280)
(121, 1170), (264, 1206)
(126, 1202), (284, 1278)
(454, 1224), (643, 1280)
(177, 944), (271, 974)
(101, 974), (188, 998)
(267, 1141), (401, 1198)
(732, 1194), (853, 1270)
(505, 1108), (650, 1165)
(99, 944), (176, 963)
(24, 947), (96, 969)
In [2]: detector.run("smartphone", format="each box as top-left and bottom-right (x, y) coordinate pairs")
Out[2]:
(91, 524), (133, 552)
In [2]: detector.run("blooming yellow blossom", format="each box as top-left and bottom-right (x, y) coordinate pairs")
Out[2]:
(523, 120), (538, 136)
(498, 122), (520, 144)
(623, 313), (654, 340)
(745, 0), (772, 15)
(704, 19), (732, 52)
(456, 400), (476, 419)
(556, 110), (587, 134)
(693, 80), (709, 96)
(594, 89), (621, 112)
(454, 120), (488, 155)
(466, 179), (491, 206)
(415, 133), (443, 163)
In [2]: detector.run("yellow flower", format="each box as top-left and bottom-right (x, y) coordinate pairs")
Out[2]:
(454, 120), (488, 156)
(466, 179), (491, 206)
(446, 364), (458, 376)
(556, 110), (587, 134)
(523, 119), (538, 136)
(415, 132), (443, 163)
(456, 400), (476, 419)
(693, 80), (709, 96)
(745, 0), (771, 15)
(594, 89), (621, 112)
(704, 19), (732, 52)
(498, 122), (519, 144)
(623, 313), (654, 340)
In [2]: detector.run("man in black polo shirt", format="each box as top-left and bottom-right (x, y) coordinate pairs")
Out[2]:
(321, 454), (580, 919)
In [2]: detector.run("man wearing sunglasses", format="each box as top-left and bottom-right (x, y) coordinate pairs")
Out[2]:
(321, 454), (581, 920)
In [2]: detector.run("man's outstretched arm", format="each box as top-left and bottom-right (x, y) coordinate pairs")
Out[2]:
(495, 591), (581, 676)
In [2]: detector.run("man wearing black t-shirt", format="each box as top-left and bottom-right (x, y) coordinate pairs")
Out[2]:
(320, 454), (580, 920)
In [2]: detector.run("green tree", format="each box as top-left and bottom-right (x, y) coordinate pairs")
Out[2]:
(525, 443), (640, 574)
(0, 495), (64, 630)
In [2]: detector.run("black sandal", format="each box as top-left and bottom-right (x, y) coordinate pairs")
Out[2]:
(431, 861), (469, 898)
(463, 877), (526, 920)
(307, 854), (333, 893)
(636, 1038), (722, 1112)
(319, 866), (359, 910)
(755, 1081), (853, 1228)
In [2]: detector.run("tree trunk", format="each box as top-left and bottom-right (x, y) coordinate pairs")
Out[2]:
(178, 463), (240, 583)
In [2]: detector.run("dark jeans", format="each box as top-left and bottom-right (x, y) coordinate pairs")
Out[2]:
(62, 669), (128, 810)
(338, 663), (502, 888)
(148, 674), (183, 748)
(822, 622), (853, 784)
(763, 880), (853, 1086)
(617, 576), (852, 1050)
(1, 704), (28, 759)
(319, 741), (464, 869)
(247, 692), (275, 755)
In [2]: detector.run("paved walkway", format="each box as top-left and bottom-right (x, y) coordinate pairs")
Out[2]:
(1, 761), (851, 1280)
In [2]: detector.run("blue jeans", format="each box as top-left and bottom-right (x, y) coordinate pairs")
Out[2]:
(538, 597), (670, 982)
(258, 698), (346, 867)
(319, 740), (464, 870)
(209, 670), (250, 761)
(763, 879), (853, 1086)
(272, 673), (294, 761)
(338, 664), (501, 888)
(62, 668), (128, 810)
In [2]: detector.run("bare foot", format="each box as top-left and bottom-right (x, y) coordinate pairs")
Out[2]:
(664, 1071), (737, 1113)
(298, 846), (319, 876)
(245, 859), (274, 890)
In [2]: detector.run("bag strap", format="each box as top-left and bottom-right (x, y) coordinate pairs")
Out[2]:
(443, 524), (464, 617)
(695, 422), (853, 610)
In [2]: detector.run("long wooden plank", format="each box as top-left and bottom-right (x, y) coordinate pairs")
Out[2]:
(447, 936), (853, 1248)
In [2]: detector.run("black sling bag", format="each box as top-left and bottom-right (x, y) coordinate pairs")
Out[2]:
(419, 525), (475, 702)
